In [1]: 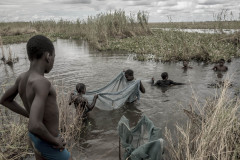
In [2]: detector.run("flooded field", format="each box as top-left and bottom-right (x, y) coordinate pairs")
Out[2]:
(151, 28), (240, 34)
(1, 39), (239, 160)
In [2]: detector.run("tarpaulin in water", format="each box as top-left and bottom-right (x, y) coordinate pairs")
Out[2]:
(118, 115), (164, 160)
(84, 72), (141, 110)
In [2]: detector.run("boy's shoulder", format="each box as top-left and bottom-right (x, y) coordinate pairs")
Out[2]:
(28, 74), (51, 90)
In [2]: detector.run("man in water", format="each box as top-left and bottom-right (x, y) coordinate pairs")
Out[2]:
(69, 83), (98, 119)
(152, 72), (185, 86)
(213, 59), (228, 72)
(124, 69), (145, 93)
(0, 35), (72, 160)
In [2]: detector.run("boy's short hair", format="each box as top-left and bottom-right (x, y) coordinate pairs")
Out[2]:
(125, 69), (134, 76)
(161, 72), (168, 79)
(219, 59), (225, 63)
(76, 83), (86, 93)
(27, 35), (54, 61)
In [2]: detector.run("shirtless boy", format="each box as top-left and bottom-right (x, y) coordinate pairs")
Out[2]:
(69, 83), (98, 119)
(213, 59), (228, 72)
(124, 69), (145, 93)
(152, 72), (185, 86)
(182, 61), (192, 69)
(0, 35), (72, 160)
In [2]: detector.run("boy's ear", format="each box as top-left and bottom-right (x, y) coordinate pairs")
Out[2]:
(45, 52), (50, 63)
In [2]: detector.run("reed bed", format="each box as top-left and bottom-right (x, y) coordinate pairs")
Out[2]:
(165, 81), (240, 160)
(0, 83), (83, 160)
(0, 10), (151, 49)
(0, 10), (240, 62)
(108, 29), (240, 62)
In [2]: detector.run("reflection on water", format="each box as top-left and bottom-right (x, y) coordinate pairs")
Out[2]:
(151, 28), (240, 34)
(0, 39), (239, 160)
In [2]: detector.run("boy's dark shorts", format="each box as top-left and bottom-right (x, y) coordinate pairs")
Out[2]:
(29, 132), (70, 160)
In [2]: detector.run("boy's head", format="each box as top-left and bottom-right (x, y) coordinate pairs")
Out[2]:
(125, 69), (134, 81)
(76, 83), (86, 94)
(219, 59), (225, 66)
(183, 61), (189, 67)
(27, 35), (55, 73)
(161, 72), (168, 80)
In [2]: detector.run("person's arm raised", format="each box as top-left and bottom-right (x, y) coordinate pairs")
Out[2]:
(28, 78), (65, 149)
(0, 76), (29, 118)
(87, 95), (98, 110)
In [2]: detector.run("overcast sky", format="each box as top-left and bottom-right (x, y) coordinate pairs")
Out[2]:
(0, 0), (240, 22)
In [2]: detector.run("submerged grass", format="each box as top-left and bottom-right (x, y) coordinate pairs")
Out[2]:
(165, 81), (240, 160)
(0, 83), (83, 160)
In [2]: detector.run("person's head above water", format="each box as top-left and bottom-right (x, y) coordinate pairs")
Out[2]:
(183, 61), (189, 68)
(27, 35), (55, 73)
(125, 69), (134, 81)
(161, 72), (168, 80)
(76, 83), (86, 94)
(219, 59), (225, 66)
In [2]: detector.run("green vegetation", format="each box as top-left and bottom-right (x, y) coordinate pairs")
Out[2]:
(107, 29), (240, 62)
(165, 82), (240, 160)
(0, 10), (150, 48)
(0, 10), (240, 62)
(149, 21), (240, 30)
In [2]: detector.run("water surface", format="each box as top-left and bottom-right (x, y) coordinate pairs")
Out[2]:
(0, 39), (239, 160)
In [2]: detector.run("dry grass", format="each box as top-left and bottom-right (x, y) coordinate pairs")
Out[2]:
(0, 83), (84, 160)
(0, 10), (151, 49)
(0, 37), (19, 65)
(165, 81), (240, 160)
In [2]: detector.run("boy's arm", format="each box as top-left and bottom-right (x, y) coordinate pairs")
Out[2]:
(68, 92), (74, 105)
(151, 77), (156, 86)
(212, 65), (217, 70)
(86, 95), (98, 110)
(139, 81), (145, 93)
(0, 76), (29, 118)
(171, 80), (185, 85)
(28, 79), (64, 148)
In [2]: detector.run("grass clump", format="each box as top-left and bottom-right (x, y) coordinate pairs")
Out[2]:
(0, 36), (19, 65)
(165, 82), (240, 160)
(107, 29), (240, 62)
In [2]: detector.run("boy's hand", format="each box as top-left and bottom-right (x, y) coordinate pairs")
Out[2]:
(53, 137), (66, 151)
(152, 77), (154, 81)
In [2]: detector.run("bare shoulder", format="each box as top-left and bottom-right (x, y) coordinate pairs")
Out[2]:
(16, 72), (27, 83)
(32, 76), (51, 91)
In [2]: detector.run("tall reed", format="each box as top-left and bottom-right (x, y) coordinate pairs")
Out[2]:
(165, 81), (240, 160)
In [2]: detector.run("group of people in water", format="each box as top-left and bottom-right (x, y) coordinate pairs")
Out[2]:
(0, 35), (229, 160)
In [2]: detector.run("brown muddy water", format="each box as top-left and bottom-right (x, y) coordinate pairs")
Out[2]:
(0, 39), (239, 160)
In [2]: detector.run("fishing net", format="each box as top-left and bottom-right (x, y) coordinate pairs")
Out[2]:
(84, 72), (141, 110)
(118, 115), (164, 160)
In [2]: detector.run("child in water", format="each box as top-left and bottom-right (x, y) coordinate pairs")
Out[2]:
(152, 72), (185, 86)
(213, 59), (228, 72)
(182, 61), (192, 69)
(124, 69), (145, 93)
(69, 83), (98, 119)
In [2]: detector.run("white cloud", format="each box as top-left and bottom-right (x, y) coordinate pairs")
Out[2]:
(0, 0), (239, 22)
